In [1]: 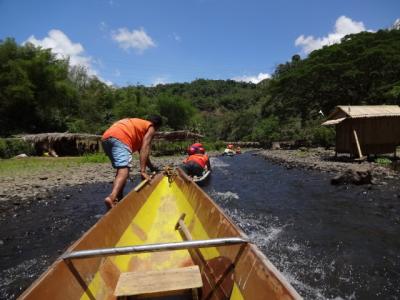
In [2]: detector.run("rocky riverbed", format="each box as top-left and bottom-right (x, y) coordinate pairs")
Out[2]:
(257, 148), (399, 184)
(0, 155), (187, 215)
(1, 149), (398, 212)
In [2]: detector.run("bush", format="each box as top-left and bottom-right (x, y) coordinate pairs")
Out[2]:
(375, 157), (392, 166)
(251, 116), (280, 144)
(311, 126), (335, 147)
(151, 141), (189, 156)
(157, 95), (196, 130)
(151, 140), (225, 156)
(0, 138), (35, 158)
(204, 141), (225, 151)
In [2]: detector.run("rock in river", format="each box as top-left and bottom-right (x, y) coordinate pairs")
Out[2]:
(331, 169), (373, 185)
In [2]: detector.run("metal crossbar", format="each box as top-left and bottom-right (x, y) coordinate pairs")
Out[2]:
(62, 237), (248, 260)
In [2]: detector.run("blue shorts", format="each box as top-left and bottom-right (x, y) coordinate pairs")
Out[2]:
(102, 137), (132, 169)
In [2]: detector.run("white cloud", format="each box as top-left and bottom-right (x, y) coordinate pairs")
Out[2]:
(152, 76), (169, 86)
(392, 18), (400, 30)
(232, 72), (271, 84)
(112, 27), (156, 53)
(295, 16), (369, 54)
(99, 77), (114, 86)
(25, 29), (97, 76)
(25, 29), (114, 85)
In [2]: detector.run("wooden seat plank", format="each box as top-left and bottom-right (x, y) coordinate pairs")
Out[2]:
(114, 265), (203, 297)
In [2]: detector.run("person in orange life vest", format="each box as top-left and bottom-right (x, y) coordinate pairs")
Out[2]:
(101, 115), (162, 209)
(191, 143), (206, 156)
(181, 144), (211, 177)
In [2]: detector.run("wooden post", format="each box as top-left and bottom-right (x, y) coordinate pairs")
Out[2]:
(353, 129), (363, 159)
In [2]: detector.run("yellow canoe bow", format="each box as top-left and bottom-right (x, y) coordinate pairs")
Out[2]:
(19, 168), (301, 300)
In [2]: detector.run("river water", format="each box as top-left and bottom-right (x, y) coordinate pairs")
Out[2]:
(1, 152), (400, 299)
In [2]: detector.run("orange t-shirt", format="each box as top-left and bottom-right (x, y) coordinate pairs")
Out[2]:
(102, 118), (152, 152)
(184, 154), (209, 169)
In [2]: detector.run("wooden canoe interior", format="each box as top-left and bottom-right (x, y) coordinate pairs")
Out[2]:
(19, 169), (301, 300)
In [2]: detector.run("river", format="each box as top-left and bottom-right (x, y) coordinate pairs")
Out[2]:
(205, 153), (400, 299)
(1, 152), (399, 299)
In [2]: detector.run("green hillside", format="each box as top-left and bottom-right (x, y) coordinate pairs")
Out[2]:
(1, 27), (399, 146)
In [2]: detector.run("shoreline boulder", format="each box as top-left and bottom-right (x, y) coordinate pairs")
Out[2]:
(331, 169), (373, 185)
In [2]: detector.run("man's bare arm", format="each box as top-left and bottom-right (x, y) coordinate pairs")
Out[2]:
(139, 126), (156, 179)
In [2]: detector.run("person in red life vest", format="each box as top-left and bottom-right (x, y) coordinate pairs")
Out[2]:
(181, 144), (211, 177)
(102, 115), (162, 209)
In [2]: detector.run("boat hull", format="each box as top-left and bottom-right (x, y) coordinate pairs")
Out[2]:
(192, 169), (211, 184)
(19, 169), (301, 300)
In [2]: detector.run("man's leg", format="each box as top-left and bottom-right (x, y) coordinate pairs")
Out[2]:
(102, 137), (132, 209)
(105, 167), (129, 208)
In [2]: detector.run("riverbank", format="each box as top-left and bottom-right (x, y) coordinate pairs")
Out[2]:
(0, 155), (187, 214)
(0, 150), (229, 214)
(257, 148), (399, 183)
(2, 148), (398, 209)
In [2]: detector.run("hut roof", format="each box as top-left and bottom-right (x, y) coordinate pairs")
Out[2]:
(19, 131), (204, 143)
(20, 133), (101, 143)
(322, 105), (400, 126)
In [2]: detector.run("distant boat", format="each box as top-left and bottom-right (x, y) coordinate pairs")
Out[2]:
(223, 149), (235, 156)
(19, 168), (301, 300)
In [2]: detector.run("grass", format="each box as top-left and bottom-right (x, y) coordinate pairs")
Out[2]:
(375, 157), (392, 166)
(78, 152), (109, 163)
(294, 150), (309, 157)
(0, 153), (109, 176)
(0, 141), (226, 176)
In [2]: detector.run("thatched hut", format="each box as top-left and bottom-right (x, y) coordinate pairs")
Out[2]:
(322, 105), (400, 158)
(20, 131), (205, 157)
(21, 133), (101, 156)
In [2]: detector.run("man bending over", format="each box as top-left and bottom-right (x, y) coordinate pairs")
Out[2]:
(102, 115), (162, 209)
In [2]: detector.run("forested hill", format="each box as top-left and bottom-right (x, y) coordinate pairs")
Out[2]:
(1, 28), (399, 145)
(268, 29), (400, 122)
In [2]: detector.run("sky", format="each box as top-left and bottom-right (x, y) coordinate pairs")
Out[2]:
(0, 0), (399, 86)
